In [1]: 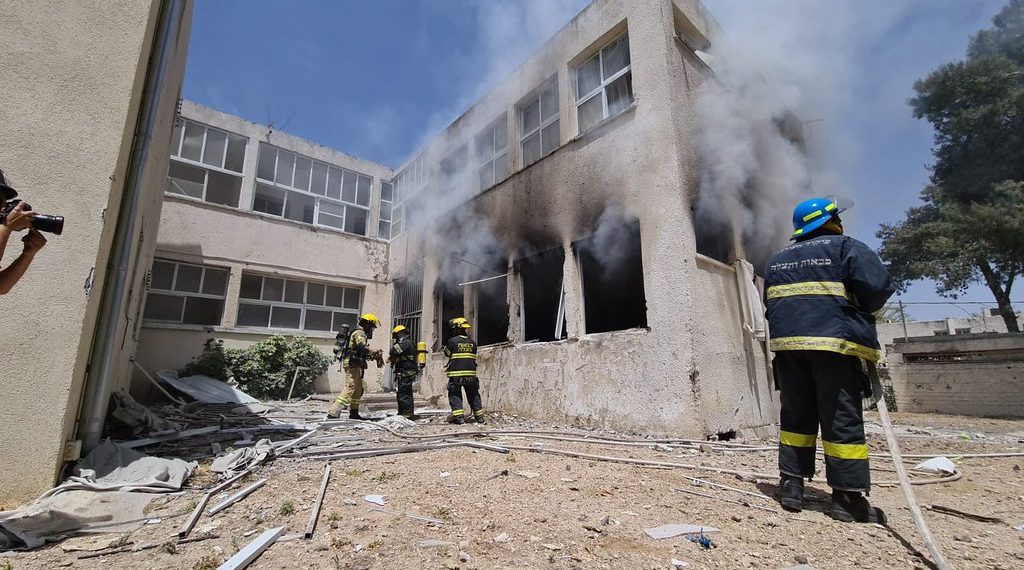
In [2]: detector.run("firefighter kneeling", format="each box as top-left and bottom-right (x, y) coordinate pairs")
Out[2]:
(444, 317), (485, 425)
(765, 197), (895, 524)
(327, 313), (384, 420)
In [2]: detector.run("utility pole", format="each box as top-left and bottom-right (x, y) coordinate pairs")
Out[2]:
(898, 299), (909, 340)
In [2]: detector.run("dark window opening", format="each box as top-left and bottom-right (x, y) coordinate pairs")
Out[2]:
(693, 203), (734, 263)
(475, 258), (509, 346)
(435, 279), (463, 351)
(519, 247), (566, 343)
(576, 220), (647, 334)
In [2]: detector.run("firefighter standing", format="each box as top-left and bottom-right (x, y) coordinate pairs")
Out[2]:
(327, 313), (384, 420)
(444, 317), (485, 425)
(764, 197), (895, 524)
(389, 325), (420, 419)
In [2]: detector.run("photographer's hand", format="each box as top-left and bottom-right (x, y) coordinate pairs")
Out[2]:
(22, 228), (47, 256)
(0, 230), (45, 294)
(3, 202), (36, 231)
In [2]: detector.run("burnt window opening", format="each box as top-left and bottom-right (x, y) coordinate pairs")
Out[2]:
(518, 247), (567, 343)
(474, 259), (510, 346)
(435, 279), (463, 351)
(575, 220), (647, 334)
(393, 270), (423, 346)
(693, 203), (734, 263)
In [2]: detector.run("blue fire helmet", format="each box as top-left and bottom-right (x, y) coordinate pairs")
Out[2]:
(790, 197), (846, 240)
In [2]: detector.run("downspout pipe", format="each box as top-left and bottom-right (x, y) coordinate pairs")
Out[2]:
(78, 0), (187, 452)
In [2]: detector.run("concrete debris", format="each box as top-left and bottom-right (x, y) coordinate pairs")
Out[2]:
(211, 439), (274, 478)
(459, 551), (472, 562)
(60, 534), (130, 552)
(516, 471), (541, 479)
(644, 524), (721, 540)
(440, 472), (451, 478)
(378, 415), (418, 430)
(913, 456), (957, 475)
(494, 533), (511, 543)
(419, 539), (455, 548)
(953, 534), (973, 543)
(364, 495), (386, 506)
(671, 559), (690, 568)
(542, 543), (563, 550)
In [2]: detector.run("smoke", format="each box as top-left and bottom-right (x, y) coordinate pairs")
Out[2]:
(696, 0), (938, 269)
(575, 203), (641, 283)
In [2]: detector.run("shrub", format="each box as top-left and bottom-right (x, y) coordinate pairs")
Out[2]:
(181, 335), (331, 400)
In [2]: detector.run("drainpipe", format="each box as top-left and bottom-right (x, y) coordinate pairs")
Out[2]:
(78, 0), (187, 452)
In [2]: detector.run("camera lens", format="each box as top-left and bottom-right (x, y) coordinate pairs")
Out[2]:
(32, 214), (64, 235)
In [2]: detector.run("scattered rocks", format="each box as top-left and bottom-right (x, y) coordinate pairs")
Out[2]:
(954, 534), (974, 543)
(765, 516), (782, 527)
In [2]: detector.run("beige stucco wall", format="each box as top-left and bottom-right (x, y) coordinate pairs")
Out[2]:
(0, 0), (193, 505)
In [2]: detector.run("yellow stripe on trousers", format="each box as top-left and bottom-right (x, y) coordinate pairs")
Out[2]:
(779, 430), (817, 448)
(822, 440), (869, 460)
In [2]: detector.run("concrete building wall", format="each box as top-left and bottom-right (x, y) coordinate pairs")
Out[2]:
(0, 0), (192, 505)
(134, 103), (394, 394)
(887, 334), (1024, 418)
(878, 314), (1023, 356)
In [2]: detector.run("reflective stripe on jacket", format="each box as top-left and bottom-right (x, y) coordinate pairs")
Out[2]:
(764, 234), (895, 362)
(444, 334), (477, 378)
(390, 336), (418, 378)
(342, 327), (369, 368)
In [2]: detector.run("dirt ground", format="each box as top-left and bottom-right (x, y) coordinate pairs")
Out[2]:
(4, 405), (1024, 570)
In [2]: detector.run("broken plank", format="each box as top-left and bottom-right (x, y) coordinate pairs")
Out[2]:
(208, 479), (267, 515)
(217, 526), (285, 570)
(304, 463), (332, 539)
(273, 429), (318, 455)
(179, 470), (252, 538)
(78, 534), (219, 560)
(457, 441), (511, 453)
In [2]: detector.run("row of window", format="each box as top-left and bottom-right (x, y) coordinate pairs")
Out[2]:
(143, 259), (363, 333)
(168, 121), (378, 238)
(381, 32), (632, 240)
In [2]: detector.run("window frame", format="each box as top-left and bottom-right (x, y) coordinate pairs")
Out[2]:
(252, 143), (373, 237)
(574, 32), (633, 134)
(389, 154), (428, 240)
(235, 272), (363, 333)
(143, 259), (229, 325)
(167, 118), (248, 206)
(519, 81), (561, 167)
(378, 180), (394, 240)
(475, 114), (509, 190)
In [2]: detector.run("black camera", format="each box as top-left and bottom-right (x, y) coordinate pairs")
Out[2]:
(1, 199), (63, 235)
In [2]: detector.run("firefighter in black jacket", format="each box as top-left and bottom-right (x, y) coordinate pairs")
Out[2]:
(444, 317), (485, 425)
(389, 325), (419, 419)
(765, 197), (895, 524)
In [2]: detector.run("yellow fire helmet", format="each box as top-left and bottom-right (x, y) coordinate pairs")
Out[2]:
(392, 324), (407, 335)
(459, 321), (472, 329)
(449, 317), (467, 328)
(360, 313), (381, 327)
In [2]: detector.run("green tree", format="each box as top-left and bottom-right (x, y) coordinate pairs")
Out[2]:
(880, 1), (1024, 331)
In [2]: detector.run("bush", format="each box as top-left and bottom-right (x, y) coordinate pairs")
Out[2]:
(181, 335), (331, 400)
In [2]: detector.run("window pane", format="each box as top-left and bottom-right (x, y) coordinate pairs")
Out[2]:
(381, 181), (393, 202)
(495, 116), (508, 152)
(271, 306), (301, 329)
(311, 162), (328, 195)
(275, 151), (295, 186)
(541, 121), (560, 156)
(143, 293), (184, 321)
(344, 206), (368, 235)
(167, 161), (205, 199)
(541, 85), (559, 121)
(577, 94), (604, 132)
(523, 132), (542, 166)
(253, 183), (285, 216)
(225, 134), (246, 173)
(175, 264), (202, 293)
(240, 274), (262, 299)
(202, 267), (229, 296)
(304, 309), (333, 331)
(151, 260), (175, 290)
(205, 170), (241, 207)
(521, 99), (540, 134)
(181, 122), (204, 161)
(343, 288), (361, 310)
(378, 220), (391, 239)
(294, 157), (311, 191)
(379, 201), (392, 220)
(171, 120), (183, 156)
(202, 129), (227, 167)
(318, 212), (344, 230)
(342, 171), (357, 203)
(183, 297), (224, 326)
(333, 312), (358, 332)
(494, 153), (509, 182)
(237, 303), (270, 327)
(325, 286), (344, 307)
(606, 71), (633, 117)
(475, 129), (493, 162)
(602, 35), (630, 79)
(262, 277), (284, 301)
(327, 168), (343, 200)
(479, 163), (493, 190)
(284, 190), (315, 224)
(317, 200), (345, 229)
(284, 280), (305, 303)
(256, 144), (276, 180)
(356, 176), (371, 207)
(306, 283), (325, 305)
(576, 55), (601, 99)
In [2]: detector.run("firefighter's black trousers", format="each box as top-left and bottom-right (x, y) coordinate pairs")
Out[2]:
(447, 378), (484, 419)
(776, 350), (871, 492)
(396, 374), (416, 416)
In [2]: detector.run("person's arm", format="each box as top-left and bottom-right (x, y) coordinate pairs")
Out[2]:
(0, 229), (46, 294)
(842, 238), (895, 313)
(0, 203), (35, 265)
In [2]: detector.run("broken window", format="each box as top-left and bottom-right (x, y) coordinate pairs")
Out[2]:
(575, 220), (648, 334)
(472, 259), (510, 346)
(435, 278), (464, 351)
(393, 270), (424, 345)
(693, 203), (734, 263)
(237, 272), (361, 332)
(520, 80), (560, 167)
(575, 33), (633, 133)
(167, 118), (246, 207)
(253, 143), (372, 236)
(475, 114), (509, 190)
(518, 247), (567, 342)
(143, 259), (228, 326)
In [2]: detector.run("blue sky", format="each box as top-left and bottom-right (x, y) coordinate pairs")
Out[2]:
(183, 0), (1012, 320)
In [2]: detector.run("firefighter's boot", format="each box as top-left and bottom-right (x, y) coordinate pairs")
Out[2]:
(349, 407), (364, 421)
(326, 401), (344, 419)
(827, 490), (886, 524)
(779, 475), (804, 512)
(447, 414), (464, 425)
